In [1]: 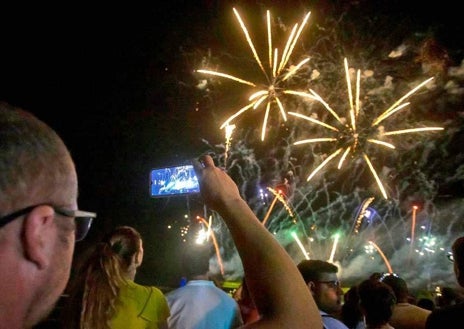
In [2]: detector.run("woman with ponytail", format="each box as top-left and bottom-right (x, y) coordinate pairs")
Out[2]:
(63, 226), (170, 329)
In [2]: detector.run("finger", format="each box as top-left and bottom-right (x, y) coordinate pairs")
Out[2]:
(192, 157), (204, 178)
(200, 154), (215, 168)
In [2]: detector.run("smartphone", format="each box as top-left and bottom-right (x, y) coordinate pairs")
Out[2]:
(149, 164), (200, 197)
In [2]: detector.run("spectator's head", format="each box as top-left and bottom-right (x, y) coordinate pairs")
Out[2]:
(104, 226), (144, 272)
(343, 285), (360, 305)
(436, 286), (461, 307)
(341, 285), (363, 328)
(380, 273), (409, 303)
(181, 242), (213, 280)
(417, 297), (435, 311)
(452, 236), (464, 287)
(66, 225), (142, 329)
(358, 279), (396, 328)
(369, 272), (383, 281)
(297, 259), (343, 314)
(0, 103), (95, 327)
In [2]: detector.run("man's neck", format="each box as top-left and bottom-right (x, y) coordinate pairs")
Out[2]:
(189, 273), (209, 280)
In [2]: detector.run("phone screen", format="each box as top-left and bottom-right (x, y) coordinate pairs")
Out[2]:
(149, 164), (200, 197)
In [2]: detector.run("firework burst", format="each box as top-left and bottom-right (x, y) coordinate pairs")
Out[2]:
(197, 8), (312, 141)
(289, 58), (444, 199)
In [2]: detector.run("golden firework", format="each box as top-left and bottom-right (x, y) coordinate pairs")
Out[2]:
(289, 58), (444, 199)
(197, 8), (313, 141)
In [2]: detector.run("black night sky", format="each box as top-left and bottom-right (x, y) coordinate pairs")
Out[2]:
(1, 1), (463, 291)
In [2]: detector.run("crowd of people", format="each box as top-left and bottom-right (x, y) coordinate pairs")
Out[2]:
(1, 103), (321, 329)
(1, 102), (464, 329)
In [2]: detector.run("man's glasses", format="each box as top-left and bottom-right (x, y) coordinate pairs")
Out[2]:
(315, 280), (340, 289)
(447, 252), (454, 263)
(0, 204), (96, 241)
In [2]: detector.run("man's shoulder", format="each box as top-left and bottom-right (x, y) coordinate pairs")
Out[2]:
(321, 313), (349, 329)
(394, 302), (431, 314)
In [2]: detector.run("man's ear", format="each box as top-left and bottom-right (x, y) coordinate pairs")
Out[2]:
(22, 205), (55, 269)
(308, 281), (317, 293)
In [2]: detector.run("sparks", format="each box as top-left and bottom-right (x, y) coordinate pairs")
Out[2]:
(196, 8), (313, 141)
(291, 231), (310, 260)
(224, 123), (236, 166)
(289, 58), (444, 199)
(353, 197), (375, 234)
(328, 233), (340, 263)
(368, 240), (393, 273)
(197, 216), (224, 275)
(262, 187), (294, 226)
(267, 187), (294, 217)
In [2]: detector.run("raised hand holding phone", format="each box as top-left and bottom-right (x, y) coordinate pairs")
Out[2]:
(192, 154), (323, 329)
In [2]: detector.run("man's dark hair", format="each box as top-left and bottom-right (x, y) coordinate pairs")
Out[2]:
(452, 236), (464, 287)
(380, 274), (409, 302)
(358, 279), (396, 327)
(181, 242), (213, 278)
(297, 260), (338, 283)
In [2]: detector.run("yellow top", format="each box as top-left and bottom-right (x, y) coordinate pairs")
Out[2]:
(110, 280), (170, 329)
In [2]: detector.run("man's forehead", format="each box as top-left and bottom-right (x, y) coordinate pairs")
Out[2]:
(318, 273), (338, 281)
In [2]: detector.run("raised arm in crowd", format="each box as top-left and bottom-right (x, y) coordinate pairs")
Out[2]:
(193, 155), (323, 329)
